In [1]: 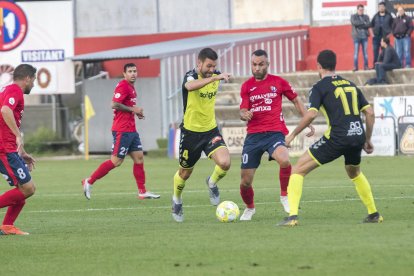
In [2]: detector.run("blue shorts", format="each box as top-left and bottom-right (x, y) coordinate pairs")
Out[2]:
(112, 131), (143, 159)
(241, 132), (286, 169)
(0, 153), (32, 186)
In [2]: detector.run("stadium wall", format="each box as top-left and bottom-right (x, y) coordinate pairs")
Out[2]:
(74, 0), (309, 37)
(76, 24), (396, 76)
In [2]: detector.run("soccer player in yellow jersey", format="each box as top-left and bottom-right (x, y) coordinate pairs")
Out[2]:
(171, 48), (231, 222)
(278, 50), (383, 226)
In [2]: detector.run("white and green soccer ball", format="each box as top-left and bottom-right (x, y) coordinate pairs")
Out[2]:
(216, 201), (240, 222)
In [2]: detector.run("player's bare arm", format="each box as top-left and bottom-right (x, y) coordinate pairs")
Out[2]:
(285, 109), (318, 147)
(112, 101), (144, 119)
(362, 105), (375, 154)
(1, 105), (23, 151)
(291, 97), (315, 137)
(240, 108), (253, 121)
(184, 72), (231, 91)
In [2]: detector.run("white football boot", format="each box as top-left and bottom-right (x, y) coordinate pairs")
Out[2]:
(82, 178), (92, 200)
(240, 208), (256, 221)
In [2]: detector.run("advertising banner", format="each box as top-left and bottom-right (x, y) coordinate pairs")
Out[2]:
(398, 116), (414, 155)
(374, 96), (414, 123)
(0, 1), (74, 94)
(363, 117), (396, 156)
(312, 0), (377, 21)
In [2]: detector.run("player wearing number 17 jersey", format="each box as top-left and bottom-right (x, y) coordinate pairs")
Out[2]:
(278, 50), (383, 227)
(82, 63), (159, 200)
(238, 49), (314, 221)
(0, 64), (37, 235)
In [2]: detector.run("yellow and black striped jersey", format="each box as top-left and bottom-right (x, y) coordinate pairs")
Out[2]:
(309, 75), (370, 146)
(181, 69), (221, 132)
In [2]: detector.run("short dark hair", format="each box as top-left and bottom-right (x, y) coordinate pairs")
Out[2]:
(382, 36), (390, 45)
(378, 1), (385, 6)
(317, 50), (336, 71)
(13, 64), (37, 81)
(357, 4), (364, 9)
(252, 49), (268, 58)
(123, 63), (136, 72)
(198, 48), (218, 62)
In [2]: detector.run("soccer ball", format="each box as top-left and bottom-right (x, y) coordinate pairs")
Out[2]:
(216, 201), (240, 222)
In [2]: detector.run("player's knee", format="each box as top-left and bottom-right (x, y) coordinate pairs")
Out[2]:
(240, 179), (252, 188)
(278, 159), (290, 168)
(218, 159), (231, 171)
(19, 182), (36, 198)
(179, 168), (192, 180)
(113, 159), (123, 167)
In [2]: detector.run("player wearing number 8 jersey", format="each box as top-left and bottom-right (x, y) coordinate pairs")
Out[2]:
(278, 50), (383, 227)
(81, 63), (159, 200)
(0, 64), (37, 235)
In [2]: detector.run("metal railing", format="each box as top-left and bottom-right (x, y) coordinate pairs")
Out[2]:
(159, 30), (308, 135)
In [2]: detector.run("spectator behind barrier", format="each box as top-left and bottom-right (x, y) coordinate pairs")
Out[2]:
(392, 6), (413, 68)
(371, 2), (393, 67)
(365, 37), (401, 85)
(351, 4), (371, 71)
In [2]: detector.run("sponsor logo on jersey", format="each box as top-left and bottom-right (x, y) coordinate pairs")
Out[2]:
(249, 87), (257, 92)
(347, 121), (363, 136)
(249, 92), (277, 102)
(8, 97), (15, 105)
(200, 90), (216, 99)
(250, 106), (271, 112)
(0, 2), (28, 51)
(265, 98), (272, 104)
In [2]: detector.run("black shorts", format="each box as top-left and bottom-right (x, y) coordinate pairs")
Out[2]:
(308, 136), (363, 166)
(179, 127), (227, 169)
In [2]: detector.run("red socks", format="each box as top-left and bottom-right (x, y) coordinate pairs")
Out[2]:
(133, 163), (146, 193)
(240, 184), (255, 208)
(279, 165), (291, 196)
(0, 188), (26, 226)
(89, 160), (116, 184)
(3, 199), (26, 225)
(0, 188), (26, 208)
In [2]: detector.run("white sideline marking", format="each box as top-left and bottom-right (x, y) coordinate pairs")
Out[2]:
(23, 196), (414, 214)
(34, 184), (414, 197)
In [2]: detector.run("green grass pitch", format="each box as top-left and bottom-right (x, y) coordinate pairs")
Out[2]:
(0, 155), (413, 275)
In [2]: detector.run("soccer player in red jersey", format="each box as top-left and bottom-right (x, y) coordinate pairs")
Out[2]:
(238, 50), (314, 220)
(0, 64), (37, 235)
(82, 63), (160, 200)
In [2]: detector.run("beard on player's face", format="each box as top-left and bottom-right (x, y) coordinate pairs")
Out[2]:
(253, 69), (267, 80)
(24, 77), (35, 94)
(199, 59), (216, 78)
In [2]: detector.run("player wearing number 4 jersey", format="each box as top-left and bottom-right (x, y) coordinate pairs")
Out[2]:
(278, 50), (383, 227)
(0, 64), (37, 235)
(238, 49), (314, 221)
(82, 63), (159, 200)
(171, 48), (231, 222)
